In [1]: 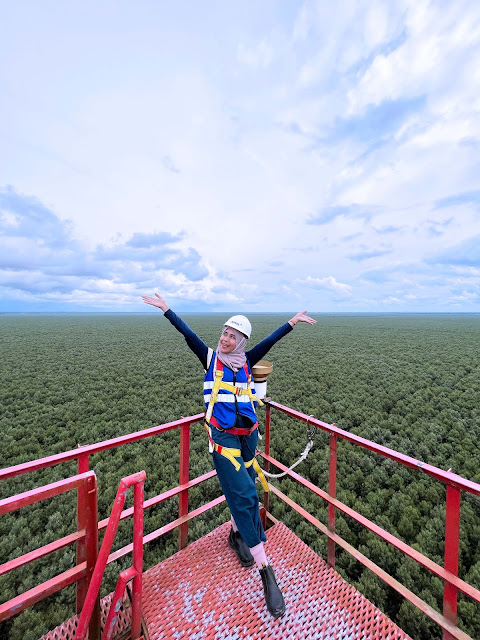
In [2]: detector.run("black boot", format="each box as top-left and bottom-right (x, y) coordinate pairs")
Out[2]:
(259, 564), (286, 618)
(228, 528), (254, 567)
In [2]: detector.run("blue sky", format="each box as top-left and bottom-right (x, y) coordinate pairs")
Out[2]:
(1, 0), (480, 312)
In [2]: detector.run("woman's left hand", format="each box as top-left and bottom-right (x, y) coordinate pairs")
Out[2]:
(289, 311), (317, 327)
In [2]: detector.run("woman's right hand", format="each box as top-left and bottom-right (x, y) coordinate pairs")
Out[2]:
(142, 293), (169, 313)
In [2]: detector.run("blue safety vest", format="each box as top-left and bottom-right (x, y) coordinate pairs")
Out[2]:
(203, 351), (258, 429)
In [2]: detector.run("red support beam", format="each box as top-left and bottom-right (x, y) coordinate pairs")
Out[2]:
(76, 471), (146, 640)
(262, 404), (272, 525)
(84, 469), (100, 640)
(0, 564), (87, 622)
(76, 453), (90, 614)
(178, 422), (190, 550)
(327, 433), (337, 567)
(443, 485), (461, 640)
(131, 479), (145, 639)
(0, 471), (94, 515)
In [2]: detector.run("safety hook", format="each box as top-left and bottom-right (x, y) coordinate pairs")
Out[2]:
(306, 414), (317, 447)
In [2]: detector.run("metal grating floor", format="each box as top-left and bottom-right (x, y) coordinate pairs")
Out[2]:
(141, 521), (412, 640)
(39, 590), (132, 640)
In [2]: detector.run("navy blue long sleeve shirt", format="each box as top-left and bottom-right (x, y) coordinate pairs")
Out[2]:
(164, 309), (293, 370)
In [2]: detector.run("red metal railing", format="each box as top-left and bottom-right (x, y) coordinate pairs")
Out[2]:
(0, 415), (213, 639)
(262, 401), (480, 640)
(0, 471), (100, 639)
(1, 403), (480, 640)
(76, 471), (145, 640)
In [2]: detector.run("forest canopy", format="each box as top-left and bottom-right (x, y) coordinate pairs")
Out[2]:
(1, 312), (479, 640)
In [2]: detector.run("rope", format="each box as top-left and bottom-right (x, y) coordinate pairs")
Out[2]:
(258, 414), (316, 481)
(261, 438), (314, 479)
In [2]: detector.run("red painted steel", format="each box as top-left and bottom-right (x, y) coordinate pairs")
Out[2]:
(106, 495), (226, 564)
(131, 479), (144, 639)
(76, 470), (146, 640)
(0, 471), (96, 623)
(76, 452), (90, 614)
(0, 413), (204, 481)
(443, 485), (461, 640)
(0, 529), (83, 577)
(0, 564), (86, 622)
(261, 451), (480, 606)
(2, 401), (480, 640)
(178, 421), (190, 550)
(141, 520), (412, 640)
(267, 400), (480, 496)
(97, 468), (217, 531)
(84, 463), (100, 640)
(0, 471), (94, 515)
(268, 484), (472, 640)
(327, 432), (337, 567)
(103, 523), (144, 640)
(39, 591), (132, 640)
(103, 566), (136, 640)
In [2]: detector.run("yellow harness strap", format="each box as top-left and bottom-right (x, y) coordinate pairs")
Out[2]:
(204, 422), (269, 492)
(218, 379), (264, 407)
(205, 369), (224, 423)
(245, 457), (270, 492)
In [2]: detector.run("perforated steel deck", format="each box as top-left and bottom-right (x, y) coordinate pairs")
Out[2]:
(141, 521), (412, 640)
(39, 591), (132, 640)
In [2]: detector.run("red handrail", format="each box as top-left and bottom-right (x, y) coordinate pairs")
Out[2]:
(76, 471), (145, 640)
(0, 414), (204, 482)
(0, 414), (220, 638)
(0, 471), (100, 639)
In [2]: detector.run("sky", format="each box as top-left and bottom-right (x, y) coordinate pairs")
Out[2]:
(1, 0), (480, 313)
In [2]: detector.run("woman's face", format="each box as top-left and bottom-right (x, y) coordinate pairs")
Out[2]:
(219, 327), (237, 353)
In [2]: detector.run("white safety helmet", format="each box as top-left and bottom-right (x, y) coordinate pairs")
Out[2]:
(224, 315), (252, 339)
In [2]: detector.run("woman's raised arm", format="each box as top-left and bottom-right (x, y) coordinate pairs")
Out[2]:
(141, 292), (208, 367)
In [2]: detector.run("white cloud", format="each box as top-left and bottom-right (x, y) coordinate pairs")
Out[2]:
(237, 41), (274, 68)
(299, 275), (353, 295)
(1, 1), (480, 312)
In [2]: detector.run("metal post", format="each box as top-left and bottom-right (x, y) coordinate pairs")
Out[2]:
(84, 472), (100, 640)
(76, 453), (90, 613)
(131, 478), (145, 639)
(178, 421), (190, 550)
(327, 433), (337, 567)
(443, 484), (460, 640)
(263, 405), (272, 520)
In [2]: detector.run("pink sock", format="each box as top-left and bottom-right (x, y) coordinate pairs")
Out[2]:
(250, 542), (268, 569)
(231, 517), (238, 532)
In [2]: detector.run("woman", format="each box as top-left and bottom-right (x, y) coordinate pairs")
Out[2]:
(142, 292), (316, 618)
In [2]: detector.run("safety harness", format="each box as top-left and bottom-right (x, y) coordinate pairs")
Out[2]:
(204, 354), (269, 492)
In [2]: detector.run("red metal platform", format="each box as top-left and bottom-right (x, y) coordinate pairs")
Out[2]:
(141, 520), (412, 640)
